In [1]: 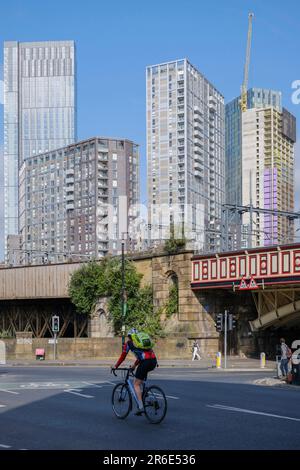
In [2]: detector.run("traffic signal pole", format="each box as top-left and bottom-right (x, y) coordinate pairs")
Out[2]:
(224, 310), (228, 369)
(54, 332), (57, 360)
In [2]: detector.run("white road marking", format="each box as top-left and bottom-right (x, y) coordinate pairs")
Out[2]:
(105, 381), (116, 386)
(152, 393), (179, 400)
(207, 404), (300, 422)
(20, 382), (71, 389)
(64, 389), (94, 399)
(0, 389), (19, 395)
(0, 405), (6, 408)
(81, 381), (103, 388)
(0, 444), (11, 448)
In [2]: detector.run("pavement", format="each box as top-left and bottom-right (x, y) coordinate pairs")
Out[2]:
(5, 357), (276, 372)
(0, 363), (299, 450)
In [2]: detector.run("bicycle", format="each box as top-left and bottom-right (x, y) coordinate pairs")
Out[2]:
(111, 367), (167, 424)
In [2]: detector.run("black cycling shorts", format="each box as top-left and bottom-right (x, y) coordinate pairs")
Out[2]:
(135, 358), (157, 381)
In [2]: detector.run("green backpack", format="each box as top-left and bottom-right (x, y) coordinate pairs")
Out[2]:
(131, 331), (154, 350)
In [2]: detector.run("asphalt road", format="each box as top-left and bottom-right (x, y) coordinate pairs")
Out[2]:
(0, 365), (299, 450)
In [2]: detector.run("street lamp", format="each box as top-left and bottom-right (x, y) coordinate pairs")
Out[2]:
(121, 233), (128, 346)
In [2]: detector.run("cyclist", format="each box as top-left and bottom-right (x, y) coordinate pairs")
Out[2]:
(113, 328), (157, 415)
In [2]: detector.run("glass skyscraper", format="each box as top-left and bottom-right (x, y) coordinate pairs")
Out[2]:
(3, 40), (76, 256)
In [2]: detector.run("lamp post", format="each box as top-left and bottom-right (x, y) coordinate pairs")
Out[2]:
(121, 234), (127, 345)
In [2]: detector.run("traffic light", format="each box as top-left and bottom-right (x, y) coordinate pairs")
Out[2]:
(52, 315), (60, 333)
(228, 314), (237, 331)
(215, 313), (223, 332)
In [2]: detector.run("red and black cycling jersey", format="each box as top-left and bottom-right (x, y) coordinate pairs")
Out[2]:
(114, 340), (156, 369)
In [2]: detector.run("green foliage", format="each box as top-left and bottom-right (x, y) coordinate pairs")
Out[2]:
(165, 283), (179, 318)
(69, 257), (163, 337)
(106, 259), (162, 337)
(69, 260), (109, 315)
(164, 237), (186, 254)
(163, 225), (186, 254)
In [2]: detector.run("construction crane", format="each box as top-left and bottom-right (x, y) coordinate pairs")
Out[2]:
(240, 12), (254, 112)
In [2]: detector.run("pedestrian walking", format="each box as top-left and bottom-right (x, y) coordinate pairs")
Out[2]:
(192, 341), (201, 361)
(279, 338), (292, 378)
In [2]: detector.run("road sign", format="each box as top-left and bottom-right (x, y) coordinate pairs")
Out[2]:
(248, 276), (259, 290)
(238, 277), (248, 290)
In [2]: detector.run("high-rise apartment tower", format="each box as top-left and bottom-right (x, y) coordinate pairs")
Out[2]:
(146, 59), (225, 252)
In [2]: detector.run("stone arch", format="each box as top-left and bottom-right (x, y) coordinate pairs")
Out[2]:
(0, 341), (6, 365)
(164, 270), (179, 317)
(88, 298), (114, 338)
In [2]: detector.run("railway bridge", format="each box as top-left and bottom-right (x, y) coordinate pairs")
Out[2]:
(191, 243), (300, 332)
(0, 245), (299, 357)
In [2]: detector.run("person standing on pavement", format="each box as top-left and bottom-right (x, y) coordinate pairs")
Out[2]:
(192, 341), (201, 361)
(280, 338), (291, 378)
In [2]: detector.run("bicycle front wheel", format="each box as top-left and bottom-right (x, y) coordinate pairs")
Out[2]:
(112, 382), (132, 419)
(143, 385), (167, 424)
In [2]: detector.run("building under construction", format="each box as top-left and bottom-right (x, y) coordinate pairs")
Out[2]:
(225, 14), (297, 249)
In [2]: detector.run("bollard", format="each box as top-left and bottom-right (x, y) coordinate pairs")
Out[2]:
(216, 351), (222, 369)
(260, 352), (266, 369)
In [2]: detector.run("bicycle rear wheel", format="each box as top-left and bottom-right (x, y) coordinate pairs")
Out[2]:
(143, 385), (167, 424)
(112, 382), (132, 419)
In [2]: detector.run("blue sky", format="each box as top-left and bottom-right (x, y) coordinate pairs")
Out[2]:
(0, 0), (299, 208)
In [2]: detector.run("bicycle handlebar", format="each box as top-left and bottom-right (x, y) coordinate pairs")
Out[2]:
(111, 367), (135, 378)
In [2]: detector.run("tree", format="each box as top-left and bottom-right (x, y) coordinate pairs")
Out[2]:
(68, 260), (109, 315)
(69, 257), (163, 337)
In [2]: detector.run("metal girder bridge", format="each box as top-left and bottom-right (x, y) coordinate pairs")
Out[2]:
(250, 287), (300, 331)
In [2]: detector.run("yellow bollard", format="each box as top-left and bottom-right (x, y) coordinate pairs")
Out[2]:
(216, 351), (222, 369)
(260, 352), (266, 369)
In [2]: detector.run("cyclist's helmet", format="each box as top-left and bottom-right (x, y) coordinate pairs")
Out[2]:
(127, 328), (138, 337)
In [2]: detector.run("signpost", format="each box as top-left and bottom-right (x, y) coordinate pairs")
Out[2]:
(51, 315), (60, 360)
(224, 310), (228, 369)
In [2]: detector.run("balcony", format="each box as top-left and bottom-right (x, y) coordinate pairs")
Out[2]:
(194, 138), (203, 148)
(66, 177), (74, 185)
(194, 114), (203, 124)
(194, 152), (204, 162)
(194, 161), (203, 171)
(194, 147), (204, 156)
(194, 123), (203, 132)
(98, 164), (108, 171)
(66, 194), (74, 202)
(98, 172), (108, 179)
(66, 203), (74, 211)
(194, 106), (203, 116)
(194, 129), (203, 138)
